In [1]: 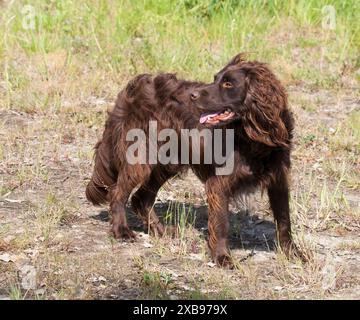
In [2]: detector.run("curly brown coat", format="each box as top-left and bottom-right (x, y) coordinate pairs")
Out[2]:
(86, 54), (304, 267)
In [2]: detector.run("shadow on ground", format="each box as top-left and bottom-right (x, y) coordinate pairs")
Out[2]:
(90, 200), (277, 252)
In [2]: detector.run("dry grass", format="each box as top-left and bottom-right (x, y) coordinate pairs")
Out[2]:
(0, 0), (359, 300)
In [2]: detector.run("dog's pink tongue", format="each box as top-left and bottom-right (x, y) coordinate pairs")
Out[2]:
(200, 112), (221, 124)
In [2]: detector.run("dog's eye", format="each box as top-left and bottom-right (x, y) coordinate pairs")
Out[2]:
(222, 81), (233, 88)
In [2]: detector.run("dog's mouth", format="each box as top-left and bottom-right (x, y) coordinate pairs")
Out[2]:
(199, 108), (235, 124)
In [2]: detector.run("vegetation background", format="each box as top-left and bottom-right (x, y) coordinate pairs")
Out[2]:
(0, 0), (359, 299)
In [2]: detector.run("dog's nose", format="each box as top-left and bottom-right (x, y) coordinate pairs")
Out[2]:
(190, 91), (200, 100)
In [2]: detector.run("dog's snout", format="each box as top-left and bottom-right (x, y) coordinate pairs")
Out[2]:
(190, 91), (200, 100)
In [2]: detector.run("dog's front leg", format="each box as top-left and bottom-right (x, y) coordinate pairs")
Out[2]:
(205, 177), (232, 268)
(268, 171), (306, 261)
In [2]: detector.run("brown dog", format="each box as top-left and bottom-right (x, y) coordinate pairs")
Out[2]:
(86, 54), (303, 267)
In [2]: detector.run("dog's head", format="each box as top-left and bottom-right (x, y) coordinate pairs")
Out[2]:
(190, 53), (292, 147)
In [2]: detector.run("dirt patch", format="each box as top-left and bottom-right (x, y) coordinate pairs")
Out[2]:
(0, 83), (359, 299)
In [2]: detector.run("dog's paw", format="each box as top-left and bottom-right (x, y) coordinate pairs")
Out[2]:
(111, 224), (136, 242)
(214, 254), (234, 269)
(144, 222), (165, 238)
(281, 243), (309, 263)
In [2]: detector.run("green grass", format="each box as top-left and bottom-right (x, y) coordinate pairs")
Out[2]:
(0, 0), (359, 300)
(8, 284), (26, 300)
(164, 202), (196, 238)
(1, 0), (360, 112)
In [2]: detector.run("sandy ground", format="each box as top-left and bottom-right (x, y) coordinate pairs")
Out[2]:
(0, 84), (359, 299)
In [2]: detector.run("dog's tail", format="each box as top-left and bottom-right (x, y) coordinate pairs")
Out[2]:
(86, 140), (117, 206)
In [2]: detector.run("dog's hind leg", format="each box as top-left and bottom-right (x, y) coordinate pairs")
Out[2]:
(109, 184), (136, 241)
(131, 167), (178, 237)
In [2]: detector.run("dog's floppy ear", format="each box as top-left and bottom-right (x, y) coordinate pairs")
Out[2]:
(242, 88), (277, 147)
(242, 70), (290, 148)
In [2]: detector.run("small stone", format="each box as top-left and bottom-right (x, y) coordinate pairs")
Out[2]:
(20, 265), (37, 290)
(35, 288), (46, 296)
(0, 253), (11, 262)
(143, 242), (153, 248)
(188, 253), (202, 261)
(180, 284), (194, 291)
(3, 235), (15, 243)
